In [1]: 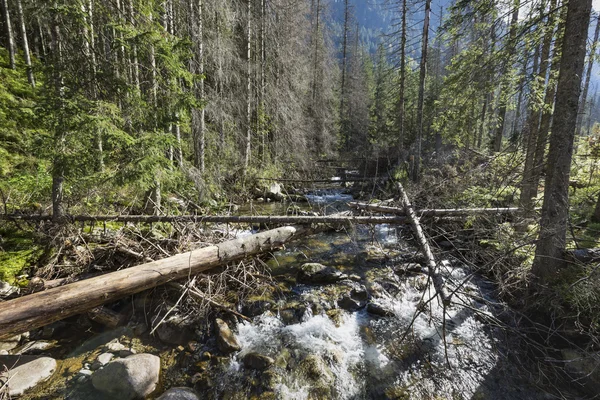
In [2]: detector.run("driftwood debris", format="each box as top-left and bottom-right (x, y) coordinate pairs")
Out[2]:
(0, 225), (314, 340)
(0, 214), (407, 225)
(348, 202), (522, 217)
(397, 183), (451, 304)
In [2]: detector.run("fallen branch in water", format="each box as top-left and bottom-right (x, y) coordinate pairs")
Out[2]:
(397, 182), (451, 305)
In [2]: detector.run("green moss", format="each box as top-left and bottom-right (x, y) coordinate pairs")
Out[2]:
(0, 228), (44, 284)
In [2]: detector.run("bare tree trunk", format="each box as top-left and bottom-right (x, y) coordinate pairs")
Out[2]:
(51, 2), (65, 221)
(492, 0), (519, 152)
(532, 0), (592, 284)
(243, 0), (252, 174)
(576, 13), (600, 136)
(16, 0), (34, 86)
(398, 0), (407, 154)
(340, 0), (350, 149)
(520, 42), (541, 211)
(127, 0), (140, 91)
(192, 0), (206, 173)
(530, 5), (567, 205)
(1, 0), (15, 69)
(412, 0), (431, 182)
(521, 0), (560, 211)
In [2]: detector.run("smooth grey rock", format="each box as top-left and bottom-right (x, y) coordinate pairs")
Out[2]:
(0, 281), (17, 297)
(215, 319), (241, 354)
(242, 352), (274, 370)
(91, 354), (160, 400)
(157, 387), (201, 400)
(0, 356), (57, 396)
(104, 339), (127, 353)
(297, 263), (346, 284)
(97, 352), (114, 365)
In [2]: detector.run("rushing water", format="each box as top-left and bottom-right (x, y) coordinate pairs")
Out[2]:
(214, 189), (546, 399)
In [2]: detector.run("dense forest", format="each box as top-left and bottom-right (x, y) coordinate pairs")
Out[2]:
(1, 0), (600, 399)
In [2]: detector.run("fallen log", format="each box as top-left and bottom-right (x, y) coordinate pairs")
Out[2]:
(255, 177), (379, 183)
(0, 225), (315, 340)
(397, 183), (451, 305)
(0, 214), (408, 225)
(348, 202), (522, 217)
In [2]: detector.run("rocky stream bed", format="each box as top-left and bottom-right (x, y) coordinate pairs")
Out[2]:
(0, 190), (576, 399)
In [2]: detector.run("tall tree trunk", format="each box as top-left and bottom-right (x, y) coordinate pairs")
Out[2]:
(340, 0), (350, 149)
(16, 0), (34, 87)
(521, 0), (560, 211)
(398, 0), (407, 154)
(243, 0), (252, 174)
(492, 0), (519, 152)
(532, 0), (592, 284)
(530, 4), (567, 207)
(51, 1), (65, 221)
(576, 13), (600, 136)
(1, 0), (15, 69)
(412, 0), (431, 182)
(192, 0), (205, 173)
(127, 0), (140, 91)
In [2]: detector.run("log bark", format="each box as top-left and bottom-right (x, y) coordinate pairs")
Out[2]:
(0, 214), (408, 225)
(397, 183), (450, 304)
(0, 225), (314, 340)
(348, 202), (522, 217)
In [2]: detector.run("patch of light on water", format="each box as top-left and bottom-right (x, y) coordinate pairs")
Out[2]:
(305, 191), (353, 204)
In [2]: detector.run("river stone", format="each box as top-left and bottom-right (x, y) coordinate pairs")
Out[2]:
(297, 263), (346, 284)
(367, 302), (395, 317)
(0, 281), (17, 298)
(0, 335), (20, 352)
(337, 294), (363, 311)
(104, 339), (127, 353)
(91, 354), (160, 400)
(561, 349), (600, 394)
(350, 285), (369, 301)
(157, 387), (201, 400)
(266, 183), (284, 201)
(242, 352), (274, 370)
(156, 314), (195, 345)
(215, 318), (241, 354)
(13, 340), (56, 355)
(0, 356), (57, 397)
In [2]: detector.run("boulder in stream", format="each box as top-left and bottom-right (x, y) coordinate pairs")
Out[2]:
(91, 353), (160, 400)
(242, 352), (274, 370)
(0, 355), (57, 397)
(297, 263), (346, 284)
(157, 387), (201, 400)
(366, 302), (395, 317)
(215, 318), (241, 354)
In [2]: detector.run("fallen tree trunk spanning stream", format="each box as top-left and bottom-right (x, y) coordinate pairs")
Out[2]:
(0, 214), (408, 225)
(0, 225), (315, 340)
(397, 183), (451, 304)
(348, 202), (522, 217)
